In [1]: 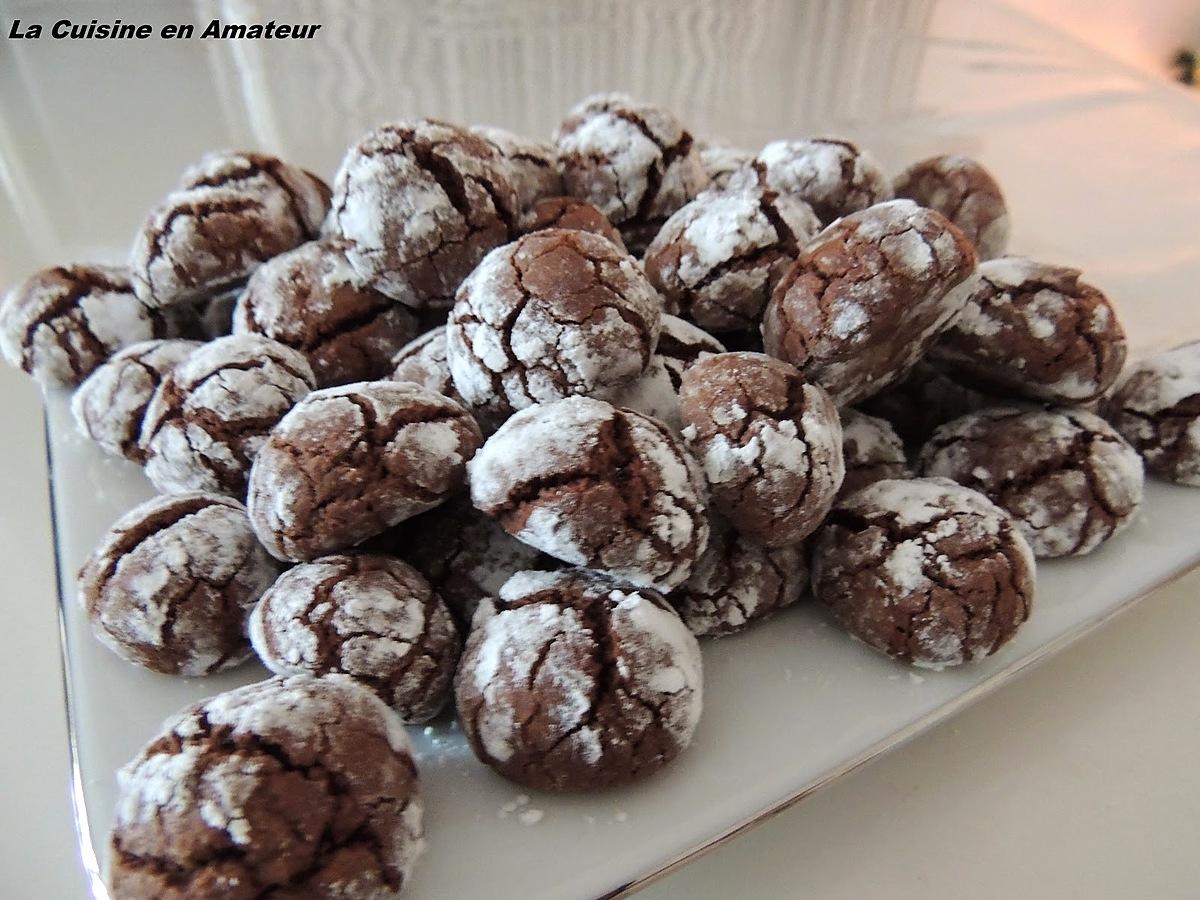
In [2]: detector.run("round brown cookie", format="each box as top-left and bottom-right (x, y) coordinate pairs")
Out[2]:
(233, 241), (418, 387)
(643, 171), (821, 334)
(931, 257), (1127, 404)
(389, 326), (463, 403)
(856, 360), (1005, 448)
(756, 138), (892, 224)
(108, 675), (424, 900)
(679, 352), (844, 546)
(455, 569), (703, 792)
(329, 119), (518, 309)
(247, 380), (482, 562)
(0, 264), (177, 388)
(668, 514), (807, 637)
(1106, 341), (1200, 486)
(893, 154), (1010, 260)
(472, 125), (563, 212)
(140, 334), (316, 497)
(609, 315), (726, 432)
(369, 495), (559, 630)
(469, 396), (708, 590)
(812, 477), (1036, 669)
(249, 555), (461, 723)
(918, 407), (1143, 558)
(519, 196), (625, 249)
(446, 228), (662, 421)
(838, 409), (910, 498)
(71, 339), (200, 462)
(762, 199), (978, 406)
(130, 152), (330, 309)
(554, 93), (708, 253)
(78, 493), (279, 676)
(697, 142), (752, 190)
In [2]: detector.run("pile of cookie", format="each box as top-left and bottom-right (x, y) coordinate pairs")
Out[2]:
(3, 93), (1197, 898)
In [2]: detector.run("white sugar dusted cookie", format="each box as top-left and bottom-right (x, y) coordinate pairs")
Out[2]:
(838, 408), (910, 498)
(472, 124), (563, 212)
(893, 154), (1011, 260)
(755, 137), (892, 223)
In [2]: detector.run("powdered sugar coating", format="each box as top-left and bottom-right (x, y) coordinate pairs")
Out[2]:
(247, 380), (482, 562)
(389, 326), (463, 402)
(918, 407), (1143, 557)
(330, 120), (517, 308)
(1, 265), (168, 387)
(78, 493), (279, 676)
(140, 334), (316, 497)
(839, 408), (910, 498)
(249, 555), (460, 722)
(697, 143), (753, 190)
(446, 228), (663, 420)
(643, 174), (820, 334)
(469, 397), (709, 590)
(72, 339), (200, 462)
(932, 257), (1127, 404)
(109, 674), (423, 899)
(1106, 341), (1200, 486)
(179, 150), (329, 235)
(756, 138), (892, 224)
(893, 154), (1010, 260)
(679, 352), (844, 547)
(763, 199), (978, 405)
(813, 477), (1036, 669)
(472, 125), (563, 212)
(455, 569), (702, 791)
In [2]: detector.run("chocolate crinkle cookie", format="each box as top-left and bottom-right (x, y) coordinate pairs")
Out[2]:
(247, 380), (482, 562)
(469, 397), (708, 590)
(0, 264), (177, 387)
(755, 138), (892, 224)
(249, 554), (461, 723)
(856, 360), (1005, 448)
(519, 195), (626, 249)
(130, 151), (330, 309)
(389, 325), (463, 402)
(455, 569), (703, 792)
(78, 493), (279, 676)
(370, 495), (559, 630)
(446, 228), (662, 420)
(108, 675), (424, 900)
(71, 338), (200, 462)
(233, 241), (417, 387)
(763, 199), (978, 406)
(839, 409), (910, 498)
(472, 125), (563, 212)
(140, 334), (316, 497)
(679, 352), (844, 547)
(643, 168), (821, 335)
(893, 154), (1010, 260)
(555, 93), (708, 253)
(668, 514), (808, 637)
(697, 142), (752, 190)
(330, 119), (517, 309)
(918, 407), (1143, 558)
(932, 257), (1127, 404)
(1106, 340), (1200, 486)
(813, 477), (1036, 669)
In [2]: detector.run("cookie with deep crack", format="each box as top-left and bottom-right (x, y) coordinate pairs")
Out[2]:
(918, 407), (1143, 557)
(71, 338), (200, 462)
(679, 352), (843, 546)
(755, 138), (892, 224)
(1106, 341), (1200, 486)
(78, 493), (279, 676)
(139, 334), (316, 497)
(812, 476), (1036, 669)
(762, 199), (978, 406)
(893, 154), (1010, 260)
(108, 674), (424, 899)
(469, 396), (708, 590)
(247, 380), (483, 562)
(931, 257), (1126, 404)
(455, 569), (703, 791)
(643, 168), (821, 335)
(519, 196), (625, 249)
(446, 228), (662, 421)
(839, 408), (910, 498)
(330, 120), (518, 309)
(249, 554), (461, 722)
(555, 93), (708, 253)
(130, 151), (330, 308)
